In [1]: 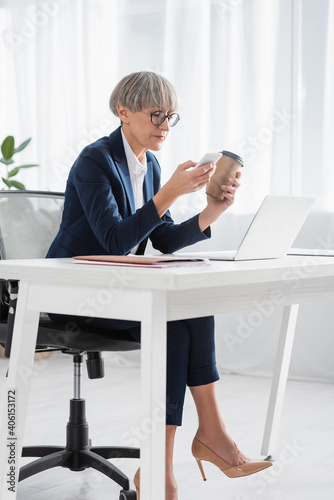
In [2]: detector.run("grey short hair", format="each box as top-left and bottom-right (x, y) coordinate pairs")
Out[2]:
(109, 71), (180, 116)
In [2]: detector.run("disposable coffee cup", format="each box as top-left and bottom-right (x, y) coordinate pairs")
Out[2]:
(206, 150), (244, 201)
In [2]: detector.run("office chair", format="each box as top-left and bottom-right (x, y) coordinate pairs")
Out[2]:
(0, 191), (140, 499)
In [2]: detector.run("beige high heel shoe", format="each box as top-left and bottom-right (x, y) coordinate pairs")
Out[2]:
(192, 436), (272, 480)
(133, 468), (140, 499)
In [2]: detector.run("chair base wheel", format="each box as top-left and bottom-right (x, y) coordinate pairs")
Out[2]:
(119, 490), (137, 499)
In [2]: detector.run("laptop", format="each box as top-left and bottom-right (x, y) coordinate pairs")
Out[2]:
(180, 195), (315, 261)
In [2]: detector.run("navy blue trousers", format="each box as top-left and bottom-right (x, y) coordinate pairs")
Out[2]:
(48, 314), (219, 426)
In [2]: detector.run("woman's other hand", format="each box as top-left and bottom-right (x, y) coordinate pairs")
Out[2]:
(198, 171), (241, 232)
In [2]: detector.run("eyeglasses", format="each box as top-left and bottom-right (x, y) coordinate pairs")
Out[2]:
(143, 110), (180, 127)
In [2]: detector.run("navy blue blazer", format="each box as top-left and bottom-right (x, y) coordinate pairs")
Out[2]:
(46, 127), (210, 258)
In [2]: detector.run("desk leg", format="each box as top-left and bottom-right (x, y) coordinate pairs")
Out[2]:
(0, 281), (40, 500)
(261, 304), (299, 458)
(140, 290), (167, 500)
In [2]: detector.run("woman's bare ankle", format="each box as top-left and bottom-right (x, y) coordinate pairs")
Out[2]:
(165, 469), (178, 500)
(195, 427), (249, 466)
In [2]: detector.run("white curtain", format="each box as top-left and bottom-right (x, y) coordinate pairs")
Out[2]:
(1, 0), (333, 382)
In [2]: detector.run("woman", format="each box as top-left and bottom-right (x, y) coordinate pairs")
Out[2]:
(47, 71), (272, 499)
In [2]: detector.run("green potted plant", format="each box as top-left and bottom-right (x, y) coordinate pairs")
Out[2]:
(1, 135), (38, 190)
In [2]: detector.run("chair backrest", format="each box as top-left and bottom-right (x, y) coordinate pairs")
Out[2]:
(0, 191), (64, 322)
(0, 190), (64, 260)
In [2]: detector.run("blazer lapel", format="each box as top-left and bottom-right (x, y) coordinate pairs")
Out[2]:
(108, 128), (135, 214)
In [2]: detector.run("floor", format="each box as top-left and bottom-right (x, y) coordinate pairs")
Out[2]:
(0, 352), (333, 500)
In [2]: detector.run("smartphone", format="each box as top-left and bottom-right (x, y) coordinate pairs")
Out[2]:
(194, 152), (222, 168)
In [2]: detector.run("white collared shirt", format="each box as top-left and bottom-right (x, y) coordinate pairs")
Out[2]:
(121, 128), (148, 253)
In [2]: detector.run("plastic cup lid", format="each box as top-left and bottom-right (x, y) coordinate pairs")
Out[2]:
(221, 150), (244, 166)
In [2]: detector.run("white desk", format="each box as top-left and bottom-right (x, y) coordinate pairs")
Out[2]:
(1, 256), (334, 499)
